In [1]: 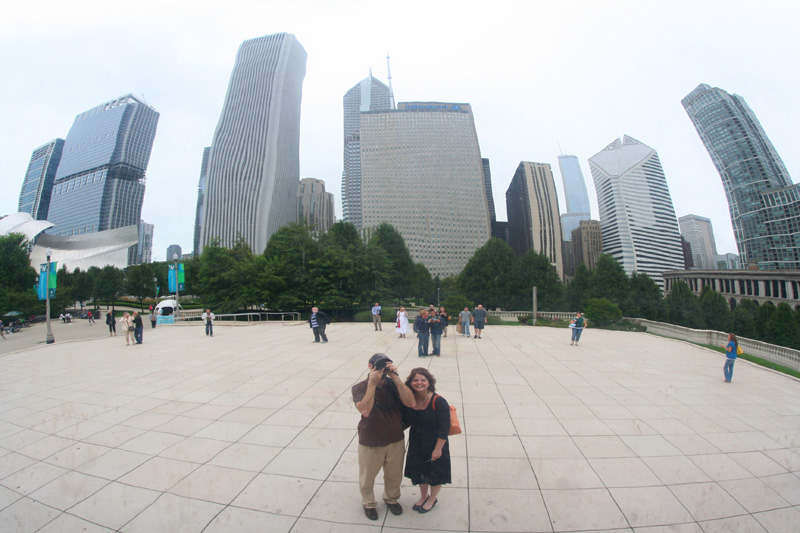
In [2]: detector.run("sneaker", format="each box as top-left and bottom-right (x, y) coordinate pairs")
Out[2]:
(322, 340), (328, 343)
(474, 335), (477, 338)
(364, 507), (378, 520)
(387, 502), (403, 515)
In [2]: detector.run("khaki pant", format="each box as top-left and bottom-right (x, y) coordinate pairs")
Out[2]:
(358, 440), (405, 508)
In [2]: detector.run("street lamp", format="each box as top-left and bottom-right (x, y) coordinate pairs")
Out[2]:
(172, 253), (180, 319)
(45, 248), (54, 344)
(437, 287), (440, 307)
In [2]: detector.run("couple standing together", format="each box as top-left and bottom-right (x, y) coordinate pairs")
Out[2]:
(352, 353), (452, 520)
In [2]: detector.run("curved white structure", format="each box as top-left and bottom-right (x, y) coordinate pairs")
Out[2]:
(0, 212), (54, 241)
(199, 33), (307, 255)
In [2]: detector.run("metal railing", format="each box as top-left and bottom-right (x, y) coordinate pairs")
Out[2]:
(164, 311), (301, 325)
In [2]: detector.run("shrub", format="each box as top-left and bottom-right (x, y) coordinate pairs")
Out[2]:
(584, 298), (622, 327)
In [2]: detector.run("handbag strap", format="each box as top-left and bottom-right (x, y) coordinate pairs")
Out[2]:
(431, 394), (438, 410)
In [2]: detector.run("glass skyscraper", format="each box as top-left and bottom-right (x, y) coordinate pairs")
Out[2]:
(19, 139), (64, 221)
(46, 94), (159, 237)
(557, 154), (591, 241)
(678, 214), (718, 270)
(199, 33), (307, 255)
(342, 73), (392, 229)
(193, 147), (210, 255)
(589, 136), (684, 289)
(682, 83), (800, 270)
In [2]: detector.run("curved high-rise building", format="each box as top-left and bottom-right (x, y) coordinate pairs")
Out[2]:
(557, 154), (591, 241)
(682, 83), (800, 269)
(342, 74), (392, 229)
(199, 33), (307, 254)
(589, 136), (684, 289)
(19, 138), (64, 221)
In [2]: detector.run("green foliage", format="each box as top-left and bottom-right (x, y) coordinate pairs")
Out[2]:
(626, 272), (666, 320)
(764, 302), (800, 348)
(125, 263), (157, 307)
(458, 238), (516, 309)
(732, 299), (759, 339)
(93, 265), (125, 309)
(591, 254), (629, 305)
(411, 263), (434, 303)
(565, 263), (593, 311)
(508, 250), (564, 311)
(441, 294), (474, 314)
(370, 222), (415, 300)
(757, 301), (776, 340)
(584, 298), (622, 326)
(666, 280), (703, 328)
(699, 286), (731, 332)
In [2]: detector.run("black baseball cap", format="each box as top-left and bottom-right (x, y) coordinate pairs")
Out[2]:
(368, 353), (393, 367)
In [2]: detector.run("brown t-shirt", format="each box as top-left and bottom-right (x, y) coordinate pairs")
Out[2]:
(352, 377), (405, 447)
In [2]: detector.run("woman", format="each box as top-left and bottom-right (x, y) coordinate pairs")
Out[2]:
(119, 312), (134, 346)
(570, 312), (587, 346)
(396, 307), (409, 338)
(439, 307), (450, 337)
(723, 333), (738, 383)
(403, 368), (451, 514)
(106, 311), (116, 337)
(429, 310), (443, 356)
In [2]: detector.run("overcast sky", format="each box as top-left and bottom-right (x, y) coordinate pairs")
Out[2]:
(2, 0), (798, 262)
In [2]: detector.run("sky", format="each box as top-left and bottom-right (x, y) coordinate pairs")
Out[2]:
(1, 0), (799, 262)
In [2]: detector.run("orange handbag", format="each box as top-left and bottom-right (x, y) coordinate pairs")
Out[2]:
(432, 394), (462, 435)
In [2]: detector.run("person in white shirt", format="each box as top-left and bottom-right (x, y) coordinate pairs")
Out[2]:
(202, 309), (215, 337)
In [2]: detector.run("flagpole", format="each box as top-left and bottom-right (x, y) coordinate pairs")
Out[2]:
(45, 248), (54, 344)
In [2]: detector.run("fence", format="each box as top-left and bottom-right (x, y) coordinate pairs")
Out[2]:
(629, 318), (800, 373)
(167, 311), (301, 325)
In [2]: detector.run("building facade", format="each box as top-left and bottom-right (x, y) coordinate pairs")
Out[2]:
(572, 219), (602, 271)
(136, 222), (153, 264)
(18, 139), (64, 221)
(166, 244), (182, 261)
(359, 102), (491, 278)
(341, 73), (392, 229)
(46, 94), (159, 239)
(678, 214), (717, 270)
(199, 33), (307, 255)
(589, 136), (684, 289)
(193, 147), (210, 255)
(682, 83), (800, 270)
(557, 154), (592, 241)
(506, 161), (564, 279)
(664, 269), (800, 309)
(297, 178), (335, 232)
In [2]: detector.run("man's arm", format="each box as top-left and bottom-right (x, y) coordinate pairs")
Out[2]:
(385, 364), (415, 408)
(354, 371), (383, 417)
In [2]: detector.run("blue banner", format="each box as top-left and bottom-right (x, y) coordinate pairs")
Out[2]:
(168, 264), (185, 293)
(36, 262), (57, 300)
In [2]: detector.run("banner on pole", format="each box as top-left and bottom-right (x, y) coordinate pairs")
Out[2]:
(168, 264), (185, 293)
(36, 262), (57, 300)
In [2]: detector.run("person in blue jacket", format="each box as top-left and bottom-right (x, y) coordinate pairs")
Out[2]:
(723, 333), (738, 383)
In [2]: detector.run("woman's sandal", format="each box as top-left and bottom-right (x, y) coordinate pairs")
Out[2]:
(418, 498), (438, 513)
(412, 497), (428, 511)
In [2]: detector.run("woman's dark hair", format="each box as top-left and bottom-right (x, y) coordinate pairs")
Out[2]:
(405, 367), (436, 393)
(729, 333), (738, 344)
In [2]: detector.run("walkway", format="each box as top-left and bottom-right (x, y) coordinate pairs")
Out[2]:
(0, 321), (798, 531)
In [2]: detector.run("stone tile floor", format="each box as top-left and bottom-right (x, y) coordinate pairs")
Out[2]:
(0, 320), (798, 532)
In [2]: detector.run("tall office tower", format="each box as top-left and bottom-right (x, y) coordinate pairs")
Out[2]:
(192, 147), (210, 255)
(297, 178), (335, 232)
(199, 33), (307, 254)
(678, 214), (717, 269)
(167, 244), (182, 260)
(47, 94), (159, 238)
(681, 236), (694, 269)
(571, 220), (602, 270)
(341, 73), (392, 228)
(19, 139), (64, 221)
(136, 222), (153, 264)
(360, 102), (491, 277)
(482, 158), (497, 225)
(589, 136), (684, 289)
(558, 154), (592, 241)
(682, 83), (800, 269)
(506, 162), (564, 279)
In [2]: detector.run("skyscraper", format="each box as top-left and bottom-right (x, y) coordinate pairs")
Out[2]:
(297, 178), (335, 232)
(46, 94), (159, 238)
(167, 244), (182, 260)
(137, 222), (154, 264)
(341, 73), (392, 229)
(199, 33), (307, 254)
(572, 220), (602, 270)
(557, 155), (591, 241)
(193, 147), (210, 255)
(18, 139), (64, 221)
(359, 102), (491, 277)
(589, 136), (683, 288)
(682, 83), (800, 269)
(678, 214), (718, 270)
(506, 161), (564, 279)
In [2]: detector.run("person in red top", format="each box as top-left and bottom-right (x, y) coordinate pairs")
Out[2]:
(352, 353), (415, 520)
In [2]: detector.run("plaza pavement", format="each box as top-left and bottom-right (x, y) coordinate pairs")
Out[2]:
(0, 319), (799, 532)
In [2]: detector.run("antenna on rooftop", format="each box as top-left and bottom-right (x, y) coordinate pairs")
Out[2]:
(386, 54), (396, 109)
(557, 140), (564, 156)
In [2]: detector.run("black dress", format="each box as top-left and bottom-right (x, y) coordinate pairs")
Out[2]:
(404, 394), (452, 486)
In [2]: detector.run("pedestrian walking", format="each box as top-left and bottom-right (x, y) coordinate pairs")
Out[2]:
(569, 312), (587, 346)
(105, 312), (116, 336)
(132, 311), (143, 344)
(150, 309), (157, 329)
(459, 307), (471, 337)
(120, 312), (134, 346)
(472, 304), (487, 339)
(415, 309), (430, 357)
(87, 310), (95, 325)
(202, 309), (215, 336)
(439, 307), (450, 337)
(396, 307), (410, 338)
(372, 303), (382, 331)
(723, 333), (738, 383)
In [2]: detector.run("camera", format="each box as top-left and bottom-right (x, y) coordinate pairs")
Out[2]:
(374, 359), (388, 370)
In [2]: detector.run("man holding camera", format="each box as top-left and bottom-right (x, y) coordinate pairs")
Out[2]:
(352, 353), (415, 520)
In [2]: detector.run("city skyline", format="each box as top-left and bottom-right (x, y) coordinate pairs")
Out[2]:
(1, 1), (798, 260)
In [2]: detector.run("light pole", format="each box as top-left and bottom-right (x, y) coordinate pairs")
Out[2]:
(45, 248), (54, 344)
(172, 253), (180, 319)
(437, 287), (440, 307)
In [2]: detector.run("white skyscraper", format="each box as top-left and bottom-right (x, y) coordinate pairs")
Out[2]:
(588, 136), (684, 289)
(678, 214), (718, 270)
(199, 33), (307, 254)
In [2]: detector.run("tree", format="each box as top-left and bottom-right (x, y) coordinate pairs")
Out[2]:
(699, 286), (731, 332)
(458, 238), (515, 309)
(764, 302), (800, 348)
(565, 263), (594, 311)
(194, 238), (266, 313)
(756, 301), (776, 340)
(584, 298), (622, 326)
(71, 268), (92, 312)
(265, 224), (320, 309)
(591, 254), (629, 305)
(370, 222), (415, 301)
(125, 263), (156, 309)
(508, 250), (563, 311)
(626, 272), (665, 320)
(0, 233), (38, 292)
(732, 299), (759, 339)
(410, 263), (434, 304)
(665, 280), (703, 328)
(93, 266), (125, 310)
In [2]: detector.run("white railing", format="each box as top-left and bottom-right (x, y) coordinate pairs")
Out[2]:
(168, 311), (301, 325)
(629, 318), (800, 372)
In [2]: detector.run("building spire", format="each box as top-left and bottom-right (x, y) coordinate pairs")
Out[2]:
(386, 54), (396, 109)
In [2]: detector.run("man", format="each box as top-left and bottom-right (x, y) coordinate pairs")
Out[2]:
(132, 311), (143, 344)
(150, 309), (157, 329)
(473, 304), (487, 339)
(87, 310), (95, 325)
(202, 309), (215, 336)
(308, 306), (329, 343)
(352, 353), (415, 520)
(429, 308), (443, 356)
(371, 303), (382, 331)
(415, 309), (430, 357)
(459, 307), (471, 337)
